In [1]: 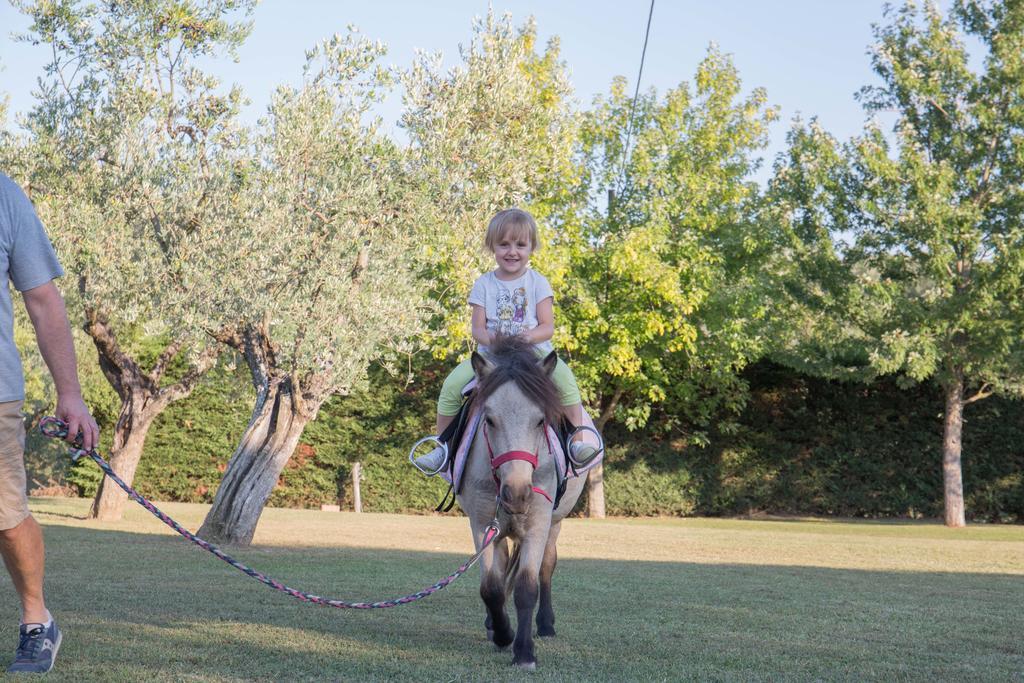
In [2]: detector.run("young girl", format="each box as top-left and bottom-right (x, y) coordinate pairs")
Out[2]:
(414, 207), (596, 473)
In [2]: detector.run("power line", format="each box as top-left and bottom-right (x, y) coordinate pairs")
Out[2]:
(617, 0), (656, 193)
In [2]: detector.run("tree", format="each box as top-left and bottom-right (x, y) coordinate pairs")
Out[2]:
(764, 119), (882, 382)
(11, 0), (255, 519)
(845, 0), (1024, 527)
(553, 47), (778, 516)
(0, 80), (8, 138)
(401, 12), (578, 357)
(186, 32), (427, 545)
(772, 1), (1024, 527)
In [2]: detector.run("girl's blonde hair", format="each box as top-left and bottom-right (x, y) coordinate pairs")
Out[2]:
(484, 208), (540, 253)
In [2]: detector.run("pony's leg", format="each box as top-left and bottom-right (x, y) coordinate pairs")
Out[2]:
(536, 519), (562, 637)
(511, 522), (550, 669)
(483, 540), (513, 649)
(470, 518), (513, 648)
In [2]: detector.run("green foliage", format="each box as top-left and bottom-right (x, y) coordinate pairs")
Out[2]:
(181, 30), (427, 402)
(550, 46), (778, 436)
(46, 358), (1023, 522)
(678, 362), (1023, 521)
(401, 12), (578, 357)
(294, 365), (442, 512)
(16, 300), (119, 494)
(124, 362), (250, 504)
(14, 0), (255, 341)
(66, 455), (102, 497)
(9, 0), (252, 517)
(845, 0), (1024, 393)
(603, 446), (698, 516)
(9, 1), (1024, 527)
(764, 119), (878, 381)
(765, 0), (1024, 524)
(61, 362), (446, 511)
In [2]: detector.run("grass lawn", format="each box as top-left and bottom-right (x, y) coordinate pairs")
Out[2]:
(2, 497), (1021, 681)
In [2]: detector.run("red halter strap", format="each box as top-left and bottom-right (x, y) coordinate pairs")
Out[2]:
(483, 422), (553, 504)
(490, 450), (538, 469)
(530, 485), (553, 504)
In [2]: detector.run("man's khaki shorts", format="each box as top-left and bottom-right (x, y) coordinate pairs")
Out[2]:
(0, 401), (30, 530)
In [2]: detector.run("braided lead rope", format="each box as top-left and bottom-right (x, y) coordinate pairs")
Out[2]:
(39, 417), (499, 609)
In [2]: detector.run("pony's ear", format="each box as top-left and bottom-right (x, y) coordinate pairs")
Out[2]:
(540, 350), (558, 377)
(471, 351), (494, 379)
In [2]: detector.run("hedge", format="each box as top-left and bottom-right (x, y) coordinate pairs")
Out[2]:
(34, 361), (1024, 522)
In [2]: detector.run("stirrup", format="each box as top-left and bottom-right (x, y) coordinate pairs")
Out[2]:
(566, 425), (604, 467)
(409, 436), (449, 476)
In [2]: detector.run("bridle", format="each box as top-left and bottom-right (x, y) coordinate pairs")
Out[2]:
(482, 420), (554, 504)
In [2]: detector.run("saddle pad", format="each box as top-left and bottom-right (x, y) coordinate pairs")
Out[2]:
(440, 407), (604, 495)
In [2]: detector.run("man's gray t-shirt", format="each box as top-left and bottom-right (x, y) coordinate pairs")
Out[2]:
(0, 173), (64, 402)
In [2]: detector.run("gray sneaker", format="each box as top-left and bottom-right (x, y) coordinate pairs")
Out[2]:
(413, 445), (448, 474)
(569, 441), (598, 465)
(7, 620), (62, 673)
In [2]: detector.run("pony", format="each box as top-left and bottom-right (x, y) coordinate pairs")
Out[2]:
(457, 335), (588, 671)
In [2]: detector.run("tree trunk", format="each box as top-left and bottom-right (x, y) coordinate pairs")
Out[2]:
(83, 306), (220, 521)
(585, 463), (606, 519)
(197, 380), (311, 546)
(352, 461), (362, 513)
(89, 395), (158, 521)
(942, 374), (967, 528)
(585, 391), (621, 520)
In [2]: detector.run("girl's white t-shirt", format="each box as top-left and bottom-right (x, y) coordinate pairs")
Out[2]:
(468, 268), (554, 354)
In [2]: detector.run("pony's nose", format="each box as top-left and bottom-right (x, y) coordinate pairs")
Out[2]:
(500, 483), (531, 515)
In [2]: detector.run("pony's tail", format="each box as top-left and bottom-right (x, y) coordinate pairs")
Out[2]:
(504, 539), (522, 597)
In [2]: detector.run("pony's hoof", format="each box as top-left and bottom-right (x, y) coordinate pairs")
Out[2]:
(491, 629), (513, 649)
(514, 661), (537, 672)
(487, 630), (509, 649)
(537, 627), (556, 638)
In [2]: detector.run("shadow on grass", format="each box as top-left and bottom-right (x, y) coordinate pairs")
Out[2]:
(31, 509), (89, 521)
(11, 525), (1024, 682)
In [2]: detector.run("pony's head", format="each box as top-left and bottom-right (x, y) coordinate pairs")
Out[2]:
(470, 336), (562, 514)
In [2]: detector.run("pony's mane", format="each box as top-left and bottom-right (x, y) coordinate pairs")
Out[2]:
(471, 336), (564, 425)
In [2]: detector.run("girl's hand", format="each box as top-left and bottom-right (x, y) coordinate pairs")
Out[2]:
(526, 296), (554, 344)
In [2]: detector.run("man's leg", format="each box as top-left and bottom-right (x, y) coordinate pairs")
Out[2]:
(0, 401), (62, 673)
(0, 516), (47, 624)
(0, 400), (46, 624)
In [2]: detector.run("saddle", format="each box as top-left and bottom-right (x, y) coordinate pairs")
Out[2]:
(432, 382), (604, 512)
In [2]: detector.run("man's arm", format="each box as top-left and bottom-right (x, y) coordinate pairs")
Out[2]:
(21, 281), (99, 450)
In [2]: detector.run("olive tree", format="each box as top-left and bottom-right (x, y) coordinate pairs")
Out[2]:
(11, 0), (253, 520)
(184, 32), (427, 546)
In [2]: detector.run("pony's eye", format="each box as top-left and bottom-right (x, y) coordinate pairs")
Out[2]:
(536, 419), (545, 429)
(485, 416), (495, 428)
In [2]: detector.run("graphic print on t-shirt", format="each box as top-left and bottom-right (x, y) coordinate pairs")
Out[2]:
(496, 286), (528, 336)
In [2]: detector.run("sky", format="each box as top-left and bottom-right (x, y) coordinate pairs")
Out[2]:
(0, 1), (957, 183)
